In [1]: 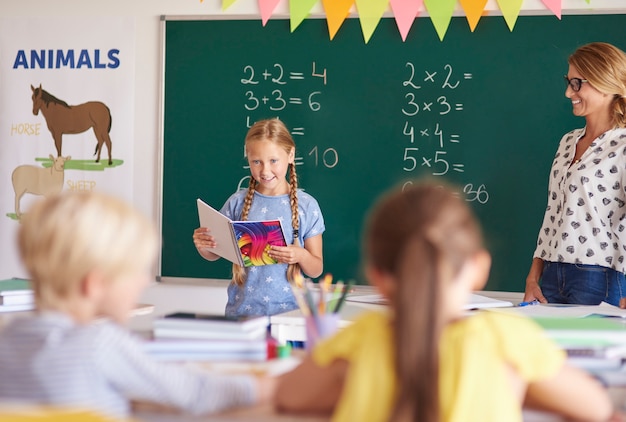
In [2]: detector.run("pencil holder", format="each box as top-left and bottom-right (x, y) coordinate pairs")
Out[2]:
(305, 313), (340, 351)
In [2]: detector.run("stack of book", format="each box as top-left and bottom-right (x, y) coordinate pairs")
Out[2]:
(0, 278), (34, 312)
(148, 312), (270, 361)
(143, 338), (269, 362)
(533, 316), (626, 371)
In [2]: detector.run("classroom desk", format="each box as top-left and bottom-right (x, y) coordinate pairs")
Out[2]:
(269, 287), (525, 344)
(0, 281), (624, 421)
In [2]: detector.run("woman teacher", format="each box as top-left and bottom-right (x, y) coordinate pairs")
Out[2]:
(524, 42), (626, 306)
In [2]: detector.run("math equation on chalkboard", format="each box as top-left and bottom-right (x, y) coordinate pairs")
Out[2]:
(399, 62), (489, 205)
(237, 62), (339, 191)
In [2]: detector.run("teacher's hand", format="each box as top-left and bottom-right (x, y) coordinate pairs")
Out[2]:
(523, 279), (547, 304)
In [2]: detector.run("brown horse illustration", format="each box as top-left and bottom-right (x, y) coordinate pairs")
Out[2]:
(31, 84), (113, 165)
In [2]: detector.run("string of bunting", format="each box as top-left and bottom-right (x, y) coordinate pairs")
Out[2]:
(212, 0), (592, 43)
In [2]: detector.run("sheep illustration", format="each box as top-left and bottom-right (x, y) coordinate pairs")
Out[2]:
(12, 154), (71, 219)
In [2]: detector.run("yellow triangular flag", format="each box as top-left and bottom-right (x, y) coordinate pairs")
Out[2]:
(290, 0), (318, 32)
(222, 0), (238, 10)
(322, 0), (354, 40)
(496, 0), (524, 31)
(355, 0), (390, 43)
(424, 0), (456, 41)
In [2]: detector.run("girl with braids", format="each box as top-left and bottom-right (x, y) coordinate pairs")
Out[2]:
(525, 42), (626, 306)
(275, 181), (613, 422)
(193, 118), (324, 317)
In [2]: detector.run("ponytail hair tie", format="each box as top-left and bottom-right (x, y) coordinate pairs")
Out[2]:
(293, 229), (299, 239)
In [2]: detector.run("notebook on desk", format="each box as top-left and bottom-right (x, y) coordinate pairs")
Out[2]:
(345, 293), (514, 310)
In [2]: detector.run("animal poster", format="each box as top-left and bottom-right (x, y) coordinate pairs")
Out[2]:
(0, 17), (135, 279)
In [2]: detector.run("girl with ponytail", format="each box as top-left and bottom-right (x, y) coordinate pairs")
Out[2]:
(276, 180), (612, 422)
(193, 118), (325, 317)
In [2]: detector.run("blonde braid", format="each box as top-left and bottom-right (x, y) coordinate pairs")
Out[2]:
(232, 178), (257, 286)
(286, 163), (301, 283)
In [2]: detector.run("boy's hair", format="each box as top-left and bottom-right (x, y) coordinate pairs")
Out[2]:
(17, 191), (158, 308)
(363, 180), (483, 422)
(569, 42), (626, 128)
(232, 118), (301, 286)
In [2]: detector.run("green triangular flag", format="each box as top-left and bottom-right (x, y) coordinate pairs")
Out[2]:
(290, 0), (318, 32)
(355, 0), (389, 43)
(424, 0), (456, 41)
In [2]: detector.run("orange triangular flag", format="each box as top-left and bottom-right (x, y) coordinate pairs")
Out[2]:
(459, 0), (487, 31)
(259, 0), (281, 26)
(390, 0), (422, 42)
(322, 0), (354, 40)
(496, 0), (524, 31)
(355, 0), (389, 43)
(540, 0), (562, 19)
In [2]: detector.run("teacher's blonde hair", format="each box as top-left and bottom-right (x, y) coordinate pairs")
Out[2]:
(569, 42), (626, 128)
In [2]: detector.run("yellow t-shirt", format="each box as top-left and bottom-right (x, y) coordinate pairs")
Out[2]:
(312, 310), (566, 422)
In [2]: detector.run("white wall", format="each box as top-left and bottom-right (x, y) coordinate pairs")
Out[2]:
(1, 0), (624, 277)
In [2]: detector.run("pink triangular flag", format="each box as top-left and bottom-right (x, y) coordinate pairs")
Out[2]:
(390, 0), (423, 41)
(540, 0), (562, 19)
(259, 0), (281, 26)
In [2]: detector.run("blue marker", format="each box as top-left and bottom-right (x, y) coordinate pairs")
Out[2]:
(518, 299), (540, 307)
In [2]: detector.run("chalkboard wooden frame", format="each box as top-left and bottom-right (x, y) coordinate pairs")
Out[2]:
(158, 13), (626, 291)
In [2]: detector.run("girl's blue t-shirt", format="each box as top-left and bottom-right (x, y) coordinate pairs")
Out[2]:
(220, 189), (325, 317)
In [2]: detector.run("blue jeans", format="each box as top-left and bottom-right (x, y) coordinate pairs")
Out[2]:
(540, 261), (625, 307)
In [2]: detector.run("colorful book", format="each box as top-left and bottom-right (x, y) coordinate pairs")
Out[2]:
(197, 198), (287, 267)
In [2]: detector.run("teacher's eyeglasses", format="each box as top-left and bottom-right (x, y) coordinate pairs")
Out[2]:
(564, 76), (588, 92)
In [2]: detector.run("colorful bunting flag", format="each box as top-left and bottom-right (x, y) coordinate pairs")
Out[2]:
(215, 0), (592, 42)
(390, 0), (423, 42)
(259, 0), (281, 26)
(355, 0), (389, 43)
(459, 0), (488, 31)
(423, 0), (456, 41)
(497, 0), (524, 31)
(321, 0), (355, 40)
(290, 0), (318, 32)
(222, 0), (238, 10)
(541, 0), (562, 19)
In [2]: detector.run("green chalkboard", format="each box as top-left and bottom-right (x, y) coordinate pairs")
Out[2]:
(160, 14), (626, 291)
